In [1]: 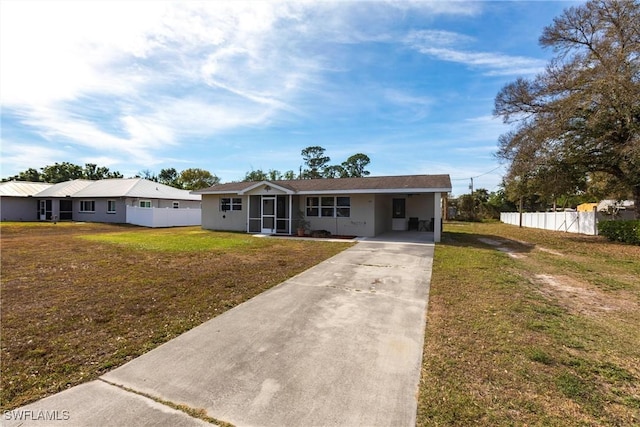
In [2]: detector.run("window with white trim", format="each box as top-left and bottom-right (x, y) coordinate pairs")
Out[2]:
(336, 196), (351, 217)
(107, 200), (116, 213)
(306, 196), (350, 217)
(321, 196), (335, 217)
(172, 201), (180, 209)
(80, 200), (95, 212)
(306, 197), (319, 216)
(139, 200), (152, 208)
(221, 197), (242, 211)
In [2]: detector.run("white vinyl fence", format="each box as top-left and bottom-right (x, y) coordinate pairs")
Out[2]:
(126, 206), (201, 228)
(501, 211), (598, 235)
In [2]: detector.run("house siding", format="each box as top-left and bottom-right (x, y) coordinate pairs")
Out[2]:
(374, 195), (391, 235)
(0, 197), (38, 221)
(73, 198), (127, 223)
(372, 194), (434, 233)
(202, 194), (247, 232)
(196, 176), (451, 240)
(305, 193), (375, 236)
(33, 197), (200, 224)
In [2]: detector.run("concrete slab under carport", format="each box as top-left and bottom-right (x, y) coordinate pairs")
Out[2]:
(358, 230), (435, 244)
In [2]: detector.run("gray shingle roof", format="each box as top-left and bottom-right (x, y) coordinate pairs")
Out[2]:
(194, 174), (452, 195)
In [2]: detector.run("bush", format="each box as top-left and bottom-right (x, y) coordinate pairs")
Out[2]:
(598, 220), (640, 245)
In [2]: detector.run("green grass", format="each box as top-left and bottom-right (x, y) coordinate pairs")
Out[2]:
(1, 223), (353, 411)
(418, 221), (640, 426)
(79, 229), (268, 251)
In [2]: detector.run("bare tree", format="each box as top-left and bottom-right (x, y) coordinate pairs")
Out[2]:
(495, 0), (640, 216)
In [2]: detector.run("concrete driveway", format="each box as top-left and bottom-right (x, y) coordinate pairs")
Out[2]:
(5, 233), (435, 427)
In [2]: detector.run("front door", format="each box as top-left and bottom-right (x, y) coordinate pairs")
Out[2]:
(39, 200), (52, 220)
(261, 196), (276, 234)
(392, 198), (406, 231)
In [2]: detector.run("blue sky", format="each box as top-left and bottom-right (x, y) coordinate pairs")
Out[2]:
(1, 1), (577, 196)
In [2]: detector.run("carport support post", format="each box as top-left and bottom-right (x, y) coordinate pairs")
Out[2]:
(434, 192), (442, 242)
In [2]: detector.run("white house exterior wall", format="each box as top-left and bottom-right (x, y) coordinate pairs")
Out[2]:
(32, 197), (200, 224)
(201, 194), (246, 232)
(73, 198), (127, 223)
(200, 188), (444, 240)
(0, 197), (38, 221)
(374, 195), (390, 235)
(372, 194), (434, 232)
(121, 198), (200, 209)
(305, 193), (375, 237)
(407, 193), (433, 221)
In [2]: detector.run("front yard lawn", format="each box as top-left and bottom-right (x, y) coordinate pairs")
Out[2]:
(419, 222), (640, 426)
(0, 223), (353, 410)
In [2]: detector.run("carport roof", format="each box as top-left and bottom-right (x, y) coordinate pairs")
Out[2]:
(193, 174), (452, 195)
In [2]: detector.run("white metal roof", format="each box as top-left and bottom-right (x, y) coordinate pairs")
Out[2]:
(34, 180), (95, 197)
(0, 181), (52, 197)
(28, 178), (199, 201)
(71, 178), (200, 201)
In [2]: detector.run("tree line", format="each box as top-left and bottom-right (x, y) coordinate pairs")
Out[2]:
(3, 162), (124, 184)
(243, 146), (370, 181)
(2, 146), (371, 190)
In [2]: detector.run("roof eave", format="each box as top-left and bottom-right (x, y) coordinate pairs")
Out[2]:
(297, 187), (452, 195)
(197, 187), (452, 195)
(238, 181), (295, 195)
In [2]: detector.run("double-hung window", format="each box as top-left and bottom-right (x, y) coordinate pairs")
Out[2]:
(221, 197), (242, 211)
(306, 197), (319, 216)
(80, 200), (95, 212)
(172, 201), (180, 209)
(107, 200), (116, 213)
(306, 196), (350, 218)
(321, 197), (335, 217)
(336, 197), (351, 217)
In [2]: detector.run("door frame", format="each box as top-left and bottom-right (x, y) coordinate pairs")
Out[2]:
(261, 196), (276, 234)
(39, 199), (53, 221)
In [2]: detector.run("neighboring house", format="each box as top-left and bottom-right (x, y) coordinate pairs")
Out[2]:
(596, 199), (636, 220)
(0, 181), (53, 221)
(193, 174), (452, 242)
(3, 178), (201, 227)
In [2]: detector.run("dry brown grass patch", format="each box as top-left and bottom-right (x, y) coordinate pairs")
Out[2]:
(1, 222), (352, 410)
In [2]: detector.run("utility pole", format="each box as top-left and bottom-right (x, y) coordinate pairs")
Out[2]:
(469, 177), (475, 218)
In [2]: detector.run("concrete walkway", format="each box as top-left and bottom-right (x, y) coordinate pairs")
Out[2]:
(5, 234), (435, 427)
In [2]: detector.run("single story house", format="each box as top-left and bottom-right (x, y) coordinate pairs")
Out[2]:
(2, 178), (201, 227)
(0, 181), (53, 221)
(193, 174), (452, 242)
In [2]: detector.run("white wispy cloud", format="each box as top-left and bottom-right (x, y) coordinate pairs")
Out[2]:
(1, 0), (495, 178)
(417, 47), (546, 75)
(405, 29), (475, 47)
(17, 105), (167, 163)
(405, 29), (546, 76)
(0, 143), (69, 175)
